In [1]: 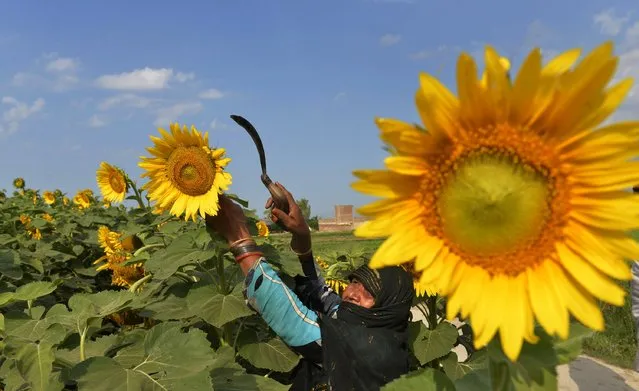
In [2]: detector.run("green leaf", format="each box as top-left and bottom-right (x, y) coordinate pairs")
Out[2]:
(227, 193), (250, 208)
(14, 340), (64, 391)
(144, 234), (216, 280)
(55, 334), (122, 365)
(455, 368), (492, 391)
(381, 368), (456, 391)
(71, 356), (148, 391)
(138, 283), (193, 321)
(4, 307), (67, 344)
(14, 281), (59, 301)
(30, 218), (48, 229)
(72, 245), (84, 255)
(186, 283), (253, 328)
(410, 321), (458, 365)
(554, 323), (593, 365)
(442, 350), (488, 381)
(238, 337), (300, 372)
(0, 248), (23, 280)
(210, 368), (289, 391)
(73, 323), (217, 390)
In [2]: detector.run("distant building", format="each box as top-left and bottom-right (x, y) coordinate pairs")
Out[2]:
(318, 205), (368, 232)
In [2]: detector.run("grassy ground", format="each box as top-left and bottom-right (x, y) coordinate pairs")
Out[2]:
(292, 230), (638, 369)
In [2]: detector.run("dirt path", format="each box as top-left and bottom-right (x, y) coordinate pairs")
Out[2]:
(558, 355), (639, 391)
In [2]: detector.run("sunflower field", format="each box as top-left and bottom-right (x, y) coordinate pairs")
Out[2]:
(2, 40), (638, 391)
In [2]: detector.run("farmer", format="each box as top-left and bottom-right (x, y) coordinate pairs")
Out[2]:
(206, 183), (415, 391)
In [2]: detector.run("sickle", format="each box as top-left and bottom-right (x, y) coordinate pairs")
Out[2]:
(229, 115), (290, 214)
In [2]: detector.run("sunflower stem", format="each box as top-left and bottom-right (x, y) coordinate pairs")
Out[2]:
(489, 359), (511, 391)
(127, 179), (146, 210)
(129, 274), (152, 293)
(216, 254), (227, 294)
(79, 327), (88, 361)
(426, 295), (438, 330)
(133, 243), (164, 257)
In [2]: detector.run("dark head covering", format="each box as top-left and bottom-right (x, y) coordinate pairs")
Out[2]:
(320, 265), (416, 390)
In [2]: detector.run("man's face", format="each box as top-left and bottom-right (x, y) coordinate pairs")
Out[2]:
(341, 278), (375, 308)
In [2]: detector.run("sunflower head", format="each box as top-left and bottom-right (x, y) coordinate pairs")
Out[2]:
(73, 191), (91, 209)
(96, 162), (128, 203)
(28, 228), (42, 241)
(94, 226), (145, 288)
(139, 123), (233, 221)
(19, 214), (31, 225)
(62, 196), (70, 206)
(353, 42), (638, 361)
(13, 177), (25, 189)
(43, 191), (56, 205)
(256, 220), (270, 237)
(41, 213), (54, 222)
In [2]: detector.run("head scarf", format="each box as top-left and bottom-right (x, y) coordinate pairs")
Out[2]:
(320, 265), (416, 390)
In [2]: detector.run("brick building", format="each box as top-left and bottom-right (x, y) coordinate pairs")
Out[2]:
(318, 205), (368, 232)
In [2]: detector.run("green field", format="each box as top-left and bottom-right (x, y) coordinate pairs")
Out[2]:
(299, 231), (638, 369)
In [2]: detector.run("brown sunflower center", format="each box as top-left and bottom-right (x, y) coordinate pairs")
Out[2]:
(166, 146), (216, 196)
(109, 173), (126, 193)
(424, 123), (569, 276)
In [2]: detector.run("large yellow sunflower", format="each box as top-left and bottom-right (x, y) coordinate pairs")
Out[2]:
(96, 162), (128, 203)
(43, 191), (56, 205)
(138, 123), (232, 221)
(256, 220), (270, 237)
(352, 42), (639, 361)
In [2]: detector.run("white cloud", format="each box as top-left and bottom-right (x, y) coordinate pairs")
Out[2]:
(153, 102), (203, 127)
(0, 97), (45, 134)
(210, 118), (220, 129)
(94, 67), (193, 91)
(175, 72), (195, 82)
(379, 33), (401, 47)
(46, 57), (79, 73)
(99, 93), (155, 111)
(199, 88), (225, 99)
(88, 115), (106, 128)
(594, 9), (630, 36)
(333, 92), (346, 102)
(12, 53), (80, 92)
(626, 21), (639, 46)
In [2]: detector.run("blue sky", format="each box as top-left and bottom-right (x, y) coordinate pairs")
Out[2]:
(0, 0), (637, 217)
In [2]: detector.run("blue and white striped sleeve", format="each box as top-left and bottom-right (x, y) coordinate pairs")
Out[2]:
(243, 258), (322, 348)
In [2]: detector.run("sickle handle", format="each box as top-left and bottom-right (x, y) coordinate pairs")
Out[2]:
(230, 115), (290, 214)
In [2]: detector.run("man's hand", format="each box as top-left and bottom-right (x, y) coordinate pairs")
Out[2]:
(265, 183), (311, 253)
(205, 195), (251, 246)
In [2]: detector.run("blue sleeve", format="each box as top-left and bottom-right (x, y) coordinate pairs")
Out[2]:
(243, 259), (321, 347)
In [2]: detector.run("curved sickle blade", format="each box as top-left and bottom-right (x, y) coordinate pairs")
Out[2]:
(230, 115), (271, 184)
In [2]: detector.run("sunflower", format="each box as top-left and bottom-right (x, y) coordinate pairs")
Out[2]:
(28, 228), (42, 241)
(43, 191), (56, 205)
(13, 177), (24, 189)
(256, 220), (270, 237)
(41, 213), (54, 222)
(96, 162), (128, 203)
(402, 263), (437, 297)
(352, 42), (639, 361)
(62, 196), (70, 206)
(73, 191), (91, 209)
(19, 215), (31, 225)
(138, 123), (232, 221)
(94, 226), (145, 288)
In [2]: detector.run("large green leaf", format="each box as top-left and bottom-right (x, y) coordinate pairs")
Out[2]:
(55, 334), (122, 365)
(186, 283), (253, 328)
(381, 368), (456, 391)
(238, 337), (300, 372)
(14, 281), (60, 301)
(442, 350), (488, 381)
(410, 321), (458, 365)
(144, 234), (217, 280)
(210, 367), (289, 391)
(14, 341), (64, 391)
(73, 322), (217, 390)
(0, 248), (23, 280)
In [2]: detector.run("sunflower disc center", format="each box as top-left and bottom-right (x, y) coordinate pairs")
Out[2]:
(167, 146), (215, 196)
(109, 174), (126, 193)
(437, 152), (550, 257)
